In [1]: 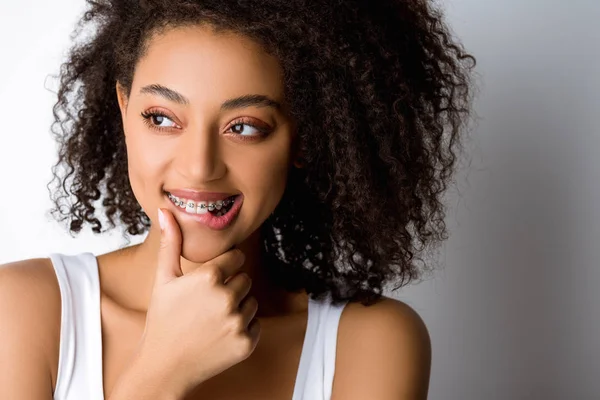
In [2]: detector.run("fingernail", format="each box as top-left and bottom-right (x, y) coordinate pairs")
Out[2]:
(157, 208), (166, 231)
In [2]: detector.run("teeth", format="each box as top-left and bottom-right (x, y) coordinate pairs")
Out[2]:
(185, 201), (196, 213)
(196, 201), (208, 215)
(166, 192), (235, 216)
(175, 197), (186, 208)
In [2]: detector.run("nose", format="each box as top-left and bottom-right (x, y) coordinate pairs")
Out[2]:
(175, 124), (226, 183)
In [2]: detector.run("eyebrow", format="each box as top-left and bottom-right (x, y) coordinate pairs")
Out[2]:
(139, 84), (281, 111)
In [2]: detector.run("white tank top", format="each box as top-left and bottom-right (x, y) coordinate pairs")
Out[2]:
(49, 252), (348, 400)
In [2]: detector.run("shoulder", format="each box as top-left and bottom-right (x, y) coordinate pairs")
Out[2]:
(0, 257), (61, 320)
(0, 258), (61, 396)
(332, 296), (431, 400)
(0, 257), (60, 308)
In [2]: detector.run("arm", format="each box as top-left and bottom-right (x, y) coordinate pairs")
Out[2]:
(331, 298), (432, 400)
(0, 259), (61, 400)
(106, 351), (187, 400)
(0, 259), (188, 400)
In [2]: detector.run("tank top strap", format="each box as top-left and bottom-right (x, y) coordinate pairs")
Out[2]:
(49, 252), (104, 400)
(292, 294), (348, 400)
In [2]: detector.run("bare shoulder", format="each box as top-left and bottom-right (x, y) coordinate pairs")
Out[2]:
(0, 258), (61, 399)
(0, 257), (61, 326)
(332, 296), (432, 400)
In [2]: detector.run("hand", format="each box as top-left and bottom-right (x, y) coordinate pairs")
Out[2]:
(136, 208), (261, 395)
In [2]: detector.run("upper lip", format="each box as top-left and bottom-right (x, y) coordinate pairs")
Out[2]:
(165, 189), (240, 202)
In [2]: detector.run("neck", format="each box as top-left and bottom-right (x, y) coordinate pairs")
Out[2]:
(103, 225), (307, 317)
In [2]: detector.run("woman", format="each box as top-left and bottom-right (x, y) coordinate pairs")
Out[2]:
(0, 0), (474, 399)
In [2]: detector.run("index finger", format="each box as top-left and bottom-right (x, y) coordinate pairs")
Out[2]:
(193, 248), (245, 283)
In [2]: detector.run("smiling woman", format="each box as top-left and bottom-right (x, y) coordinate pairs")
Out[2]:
(113, 26), (296, 264)
(0, 1), (474, 400)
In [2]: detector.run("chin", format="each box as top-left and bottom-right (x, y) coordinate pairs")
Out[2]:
(179, 232), (235, 263)
(173, 205), (265, 263)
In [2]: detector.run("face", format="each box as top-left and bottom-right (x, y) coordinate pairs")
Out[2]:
(116, 25), (296, 262)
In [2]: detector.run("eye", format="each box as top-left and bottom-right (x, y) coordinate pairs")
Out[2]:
(140, 110), (179, 130)
(229, 123), (262, 136)
(225, 118), (272, 141)
(151, 114), (176, 128)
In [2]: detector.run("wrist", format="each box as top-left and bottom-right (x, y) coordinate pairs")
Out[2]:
(113, 352), (187, 400)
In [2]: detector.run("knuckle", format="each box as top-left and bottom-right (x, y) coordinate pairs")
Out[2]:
(235, 336), (255, 359)
(200, 268), (221, 285)
(248, 296), (258, 312)
(251, 318), (261, 333)
(226, 314), (245, 333)
(231, 249), (245, 265)
(237, 272), (251, 286)
(222, 290), (237, 311)
(236, 249), (245, 260)
(159, 238), (169, 250)
(242, 295), (256, 311)
(249, 319), (261, 339)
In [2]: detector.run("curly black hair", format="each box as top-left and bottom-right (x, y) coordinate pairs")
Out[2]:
(48, 0), (475, 305)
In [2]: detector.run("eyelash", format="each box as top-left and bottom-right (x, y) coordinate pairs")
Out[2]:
(139, 110), (271, 141)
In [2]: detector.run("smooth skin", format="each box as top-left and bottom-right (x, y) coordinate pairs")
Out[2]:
(0, 25), (431, 399)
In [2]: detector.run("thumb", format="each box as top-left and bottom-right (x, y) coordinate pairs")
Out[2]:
(155, 208), (183, 286)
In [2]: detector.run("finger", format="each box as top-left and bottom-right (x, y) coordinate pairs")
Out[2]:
(194, 248), (245, 284)
(238, 295), (258, 326)
(247, 318), (261, 342)
(155, 208), (183, 286)
(223, 245), (238, 284)
(226, 272), (252, 305)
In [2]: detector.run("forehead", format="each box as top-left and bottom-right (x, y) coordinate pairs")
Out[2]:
(132, 25), (284, 104)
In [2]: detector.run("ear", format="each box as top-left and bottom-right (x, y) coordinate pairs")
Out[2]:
(117, 81), (130, 112)
(116, 81), (129, 134)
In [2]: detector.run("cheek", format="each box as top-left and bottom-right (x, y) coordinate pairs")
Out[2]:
(124, 126), (168, 207)
(238, 139), (292, 212)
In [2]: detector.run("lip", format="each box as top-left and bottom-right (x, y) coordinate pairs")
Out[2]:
(167, 193), (244, 231)
(165, 189), (240, 202)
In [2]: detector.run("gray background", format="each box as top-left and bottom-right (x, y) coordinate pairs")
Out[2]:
(0, 0), (598, 398)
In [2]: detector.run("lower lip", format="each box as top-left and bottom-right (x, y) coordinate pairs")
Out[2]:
(167, 194), (244, 230)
